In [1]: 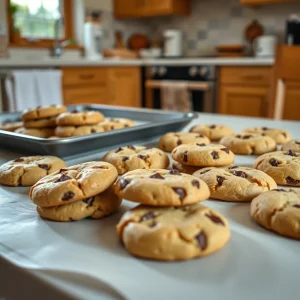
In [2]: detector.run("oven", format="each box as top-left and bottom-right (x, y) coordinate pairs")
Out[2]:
(143, 65), (217, 113)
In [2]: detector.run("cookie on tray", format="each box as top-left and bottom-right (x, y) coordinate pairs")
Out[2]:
(0, 156), (66, 186)
(282, 140), (300, 153)
(55, 125), (104, 137)
(190, 124), (234, 141)
(220, 133), (277, 155)
(193, 166), (277, 202)
(15, 127), (55, 138)
(102, 145), (169, 175)
(99, 118), (135, 131)
(251, 189), (300, 239)
(117, 203), (230, 261)
(243, 127), (291, 144)
(30, 161), (118, 207)
(24, 117), (57, 129)
(22, 105), (67, 121)
(172, 144), (234, 167)
(56, 111), (104, 126)
(0, 121), (23, 132)
(114, 169), (210, 206)
(158, 132), (210, 152)
(172, 161), (201, 175)
(37, 187), (121, 222)
(254, 150), (300, 186)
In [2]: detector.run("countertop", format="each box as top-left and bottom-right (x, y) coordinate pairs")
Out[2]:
(0, 111), (299, 300)
(0, 57), (274, 67)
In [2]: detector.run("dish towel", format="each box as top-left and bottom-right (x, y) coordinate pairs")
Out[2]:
(160, 81), (191, 112)
(4, 77), (15, 112)
(34, 70), (63, 106)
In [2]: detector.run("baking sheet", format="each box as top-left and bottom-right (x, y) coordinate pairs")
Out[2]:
(0, 113), (300, 300)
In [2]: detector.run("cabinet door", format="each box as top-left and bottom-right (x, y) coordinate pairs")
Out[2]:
(219, 86), (269, 117)
(241, 0), (299, 6)
(114, 0), (141, 18)
(107, 67), (141, 107)
(141, 0), (173, 16)
(282, 83), (300, 120)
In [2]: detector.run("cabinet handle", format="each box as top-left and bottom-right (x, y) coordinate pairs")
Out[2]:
(79, 74), (95, 80)
(241, 75), (264, 80)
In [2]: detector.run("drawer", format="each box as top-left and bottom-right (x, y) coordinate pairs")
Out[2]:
(62, 68), (107, 86)
(219, 67), (272, 86)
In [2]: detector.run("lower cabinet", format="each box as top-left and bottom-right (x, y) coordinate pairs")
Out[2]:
(282, 82), (300, 120)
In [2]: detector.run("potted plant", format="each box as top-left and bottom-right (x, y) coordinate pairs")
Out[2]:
(8, 3), (21, 44)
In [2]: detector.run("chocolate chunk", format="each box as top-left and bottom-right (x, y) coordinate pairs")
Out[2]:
(216, 176), (225, 186)
(205, 214), (225, 226)
(262, 127), (269, 131)
(197, 143), (206, 147)
(59, 168), (68, 173)
(233, 170), (247, 178)
(122, 156), (129, 162)
(195, 231), (207, 250)
(62, 191), (75, 201)
(286, 176), (300, 185)
(169, 169), (181, 175)
(172, 187), (187, 200)
(177, 139), (182, 145)
(83, 197), (94, 207)
(221, 147), (229, 154)
(127, 145), (136, 150)
(211, 151), (219, 159)
(236, 134), (241, 138)
(14, 158), (24, 162)
(137, 154), (147, 161)
(273, 189), (286, 192)
(120, 178), (129, 189)
(55, 174), (71, 183)
(183, 151), (188, 163)
(293, 204), (300, 209)
(210, 125), (216, 129)
(140, 211), (155, 222)
(191, 180), (200, 189)
(269, 158), (280, 167)
(91, 129), (96, 133)
(295, 141), (300, 145)
(38, 164), (50, 171)
(286, 150), (297, 157)
(124, 124), (129, 128)
(228, 166), (238, 169)
(115, 147), (123, 153)
(149, 221), (157, 227)
(149, 172), (165, 180)
(282, 132), (287, 138)
(200, 169), (211, 174)
(261, 133), (266, 136)
(242, 135), (252, 140)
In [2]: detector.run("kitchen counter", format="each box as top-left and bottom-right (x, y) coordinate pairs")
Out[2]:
(0, 57), (274, 67)
(0, 111), (299, 300)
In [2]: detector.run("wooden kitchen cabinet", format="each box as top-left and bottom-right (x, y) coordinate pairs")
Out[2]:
(241, 0), (299, 6)
(114, 0), (190, 19)
(218, 67), (272, 117)
(281, 82), (300, 120)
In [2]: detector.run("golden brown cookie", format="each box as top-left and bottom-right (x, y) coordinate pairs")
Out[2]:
(56, 111), (104, 126)
(172, 161), (201, 175)
(99, 118), (135, 131)
(24, 117), (57, 129)
(22, 105), (67, 121)
(190, 124), (234, 141)
(15, 127), (55, 138)
(55, 125), (104, 137)
(0, 121), (23, 132)
(282, 140), (300, 153)
(243, 127), (291, 144)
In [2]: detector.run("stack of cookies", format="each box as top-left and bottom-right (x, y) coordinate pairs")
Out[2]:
(16, 105), (67, 138)
(30, 161), (121, 222)
(55, 111), (105, 137)
(114, 168), (231, 261)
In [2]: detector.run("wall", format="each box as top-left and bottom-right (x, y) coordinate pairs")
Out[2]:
(0, 0), (8, 57)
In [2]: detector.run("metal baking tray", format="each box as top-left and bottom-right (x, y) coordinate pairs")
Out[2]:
(0, 104), (197, 157)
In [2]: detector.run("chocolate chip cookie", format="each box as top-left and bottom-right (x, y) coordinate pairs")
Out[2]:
(172, 161), (201, 175)
(193, 166), (277, 202)
(30, 161), (118, 207)
(24, 117), (57, 129)
(158, 132), (210, 152)
(114, 169), (210, 206)
(102, 145), (169, 175)
(190, 124), (234, 141)
(22, 105), (67, 121)
(172, 144), (234, 167)
(56, 111), (104, 126)
(99, 118), (135, 131)
(220, 133), (277, 155)
(243, 127), (291, 144)
(0, 156), (66, 186)
(15, 127), (55, 138)
(254, 150), (300, 186)
(55, 125), (104, 137)
(117, 203), (230, 261)
(251, 189), (300, 239)
(37, 187), (121, 222)
(0, 121), (23, 132)
(282, 140), (300, 153)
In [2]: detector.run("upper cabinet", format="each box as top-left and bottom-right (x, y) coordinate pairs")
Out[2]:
(241, 0), (300, 6)
(114, 0), (190, 19)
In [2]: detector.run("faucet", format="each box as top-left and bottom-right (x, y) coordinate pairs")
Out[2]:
(50, 18), (71, 57)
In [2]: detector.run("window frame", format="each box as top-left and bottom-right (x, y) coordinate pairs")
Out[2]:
(6, 0), (77, 48)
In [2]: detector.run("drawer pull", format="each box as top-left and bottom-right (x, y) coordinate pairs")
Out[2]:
(79, 74), (95, 80)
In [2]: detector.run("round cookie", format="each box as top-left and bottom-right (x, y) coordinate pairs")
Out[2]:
(37, 187), (121, 222)
(99, 118), (135, 131)
(282, 139), (300, 153)
(102, 145), (169, 175)
(117, 203), (230, 261)
(114, 169), (210, 206)
(0, 121), (23, 132)
(24, 117), (57, 129)
(56, 111), (104, 126)
(243, 127), (291, 144)
(15, 127), (55, 138)
(254, 150), (300, 186)
(190, 124), (234, 141)
(172, 144), (234, 167)
(55, 125), (104, 137)
(0, 156), (66, 186)
(158, 132), (210, 152)
(30, 161), (118, 207)
(172, 161), (201, 175)
(193, 166), (277, 202)
(22, 105), (67, 121)
(220, 133), (277, 155)
(251, 189), (300, 239)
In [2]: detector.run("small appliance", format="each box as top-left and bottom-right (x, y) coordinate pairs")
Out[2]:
(84, 21), (103, 60)
(163, 30), (183, 57)
(254, 35), (277, 58)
